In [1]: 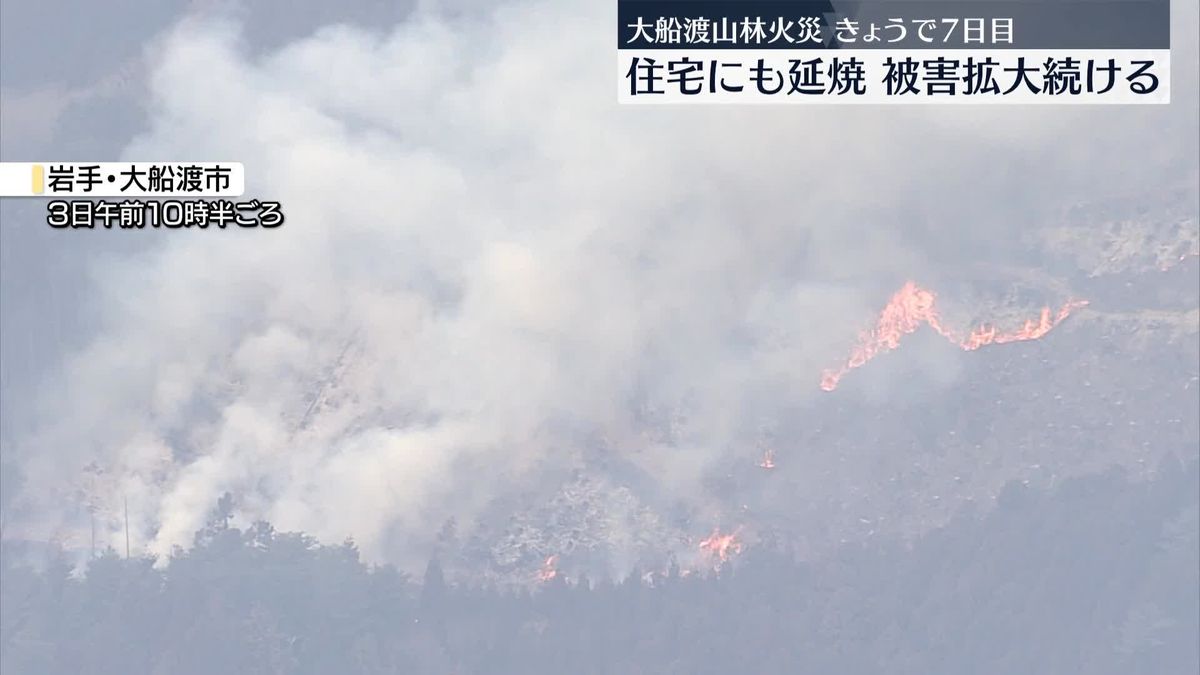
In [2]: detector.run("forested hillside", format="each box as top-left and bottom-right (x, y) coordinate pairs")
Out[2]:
(3, 456), (1195, 675)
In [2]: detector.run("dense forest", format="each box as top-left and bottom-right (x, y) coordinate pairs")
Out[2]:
(2, 456), (1196, 675)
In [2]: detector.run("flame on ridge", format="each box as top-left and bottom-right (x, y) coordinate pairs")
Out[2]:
(820, 281), (1088, 391)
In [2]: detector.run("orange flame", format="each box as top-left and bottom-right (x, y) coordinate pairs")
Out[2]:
(757, 447), (776, 469)
(820, 281), (1088, 391)
(536, 555), (558, 583)
(698, 527), (744, 568)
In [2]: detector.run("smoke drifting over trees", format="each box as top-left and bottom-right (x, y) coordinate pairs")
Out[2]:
(2, 0), (1196, 576)
(2, 459), (1196, 674)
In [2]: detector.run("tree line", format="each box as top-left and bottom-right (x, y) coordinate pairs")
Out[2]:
(1, 455), (1196, 675)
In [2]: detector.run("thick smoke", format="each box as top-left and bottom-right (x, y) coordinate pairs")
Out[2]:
(7, 0), (1198, 569)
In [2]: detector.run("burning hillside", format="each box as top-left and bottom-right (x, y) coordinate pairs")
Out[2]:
(820, 282), (1088, 391)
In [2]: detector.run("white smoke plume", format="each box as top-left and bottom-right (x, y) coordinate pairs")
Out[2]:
(7, 0), (1197, 569)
